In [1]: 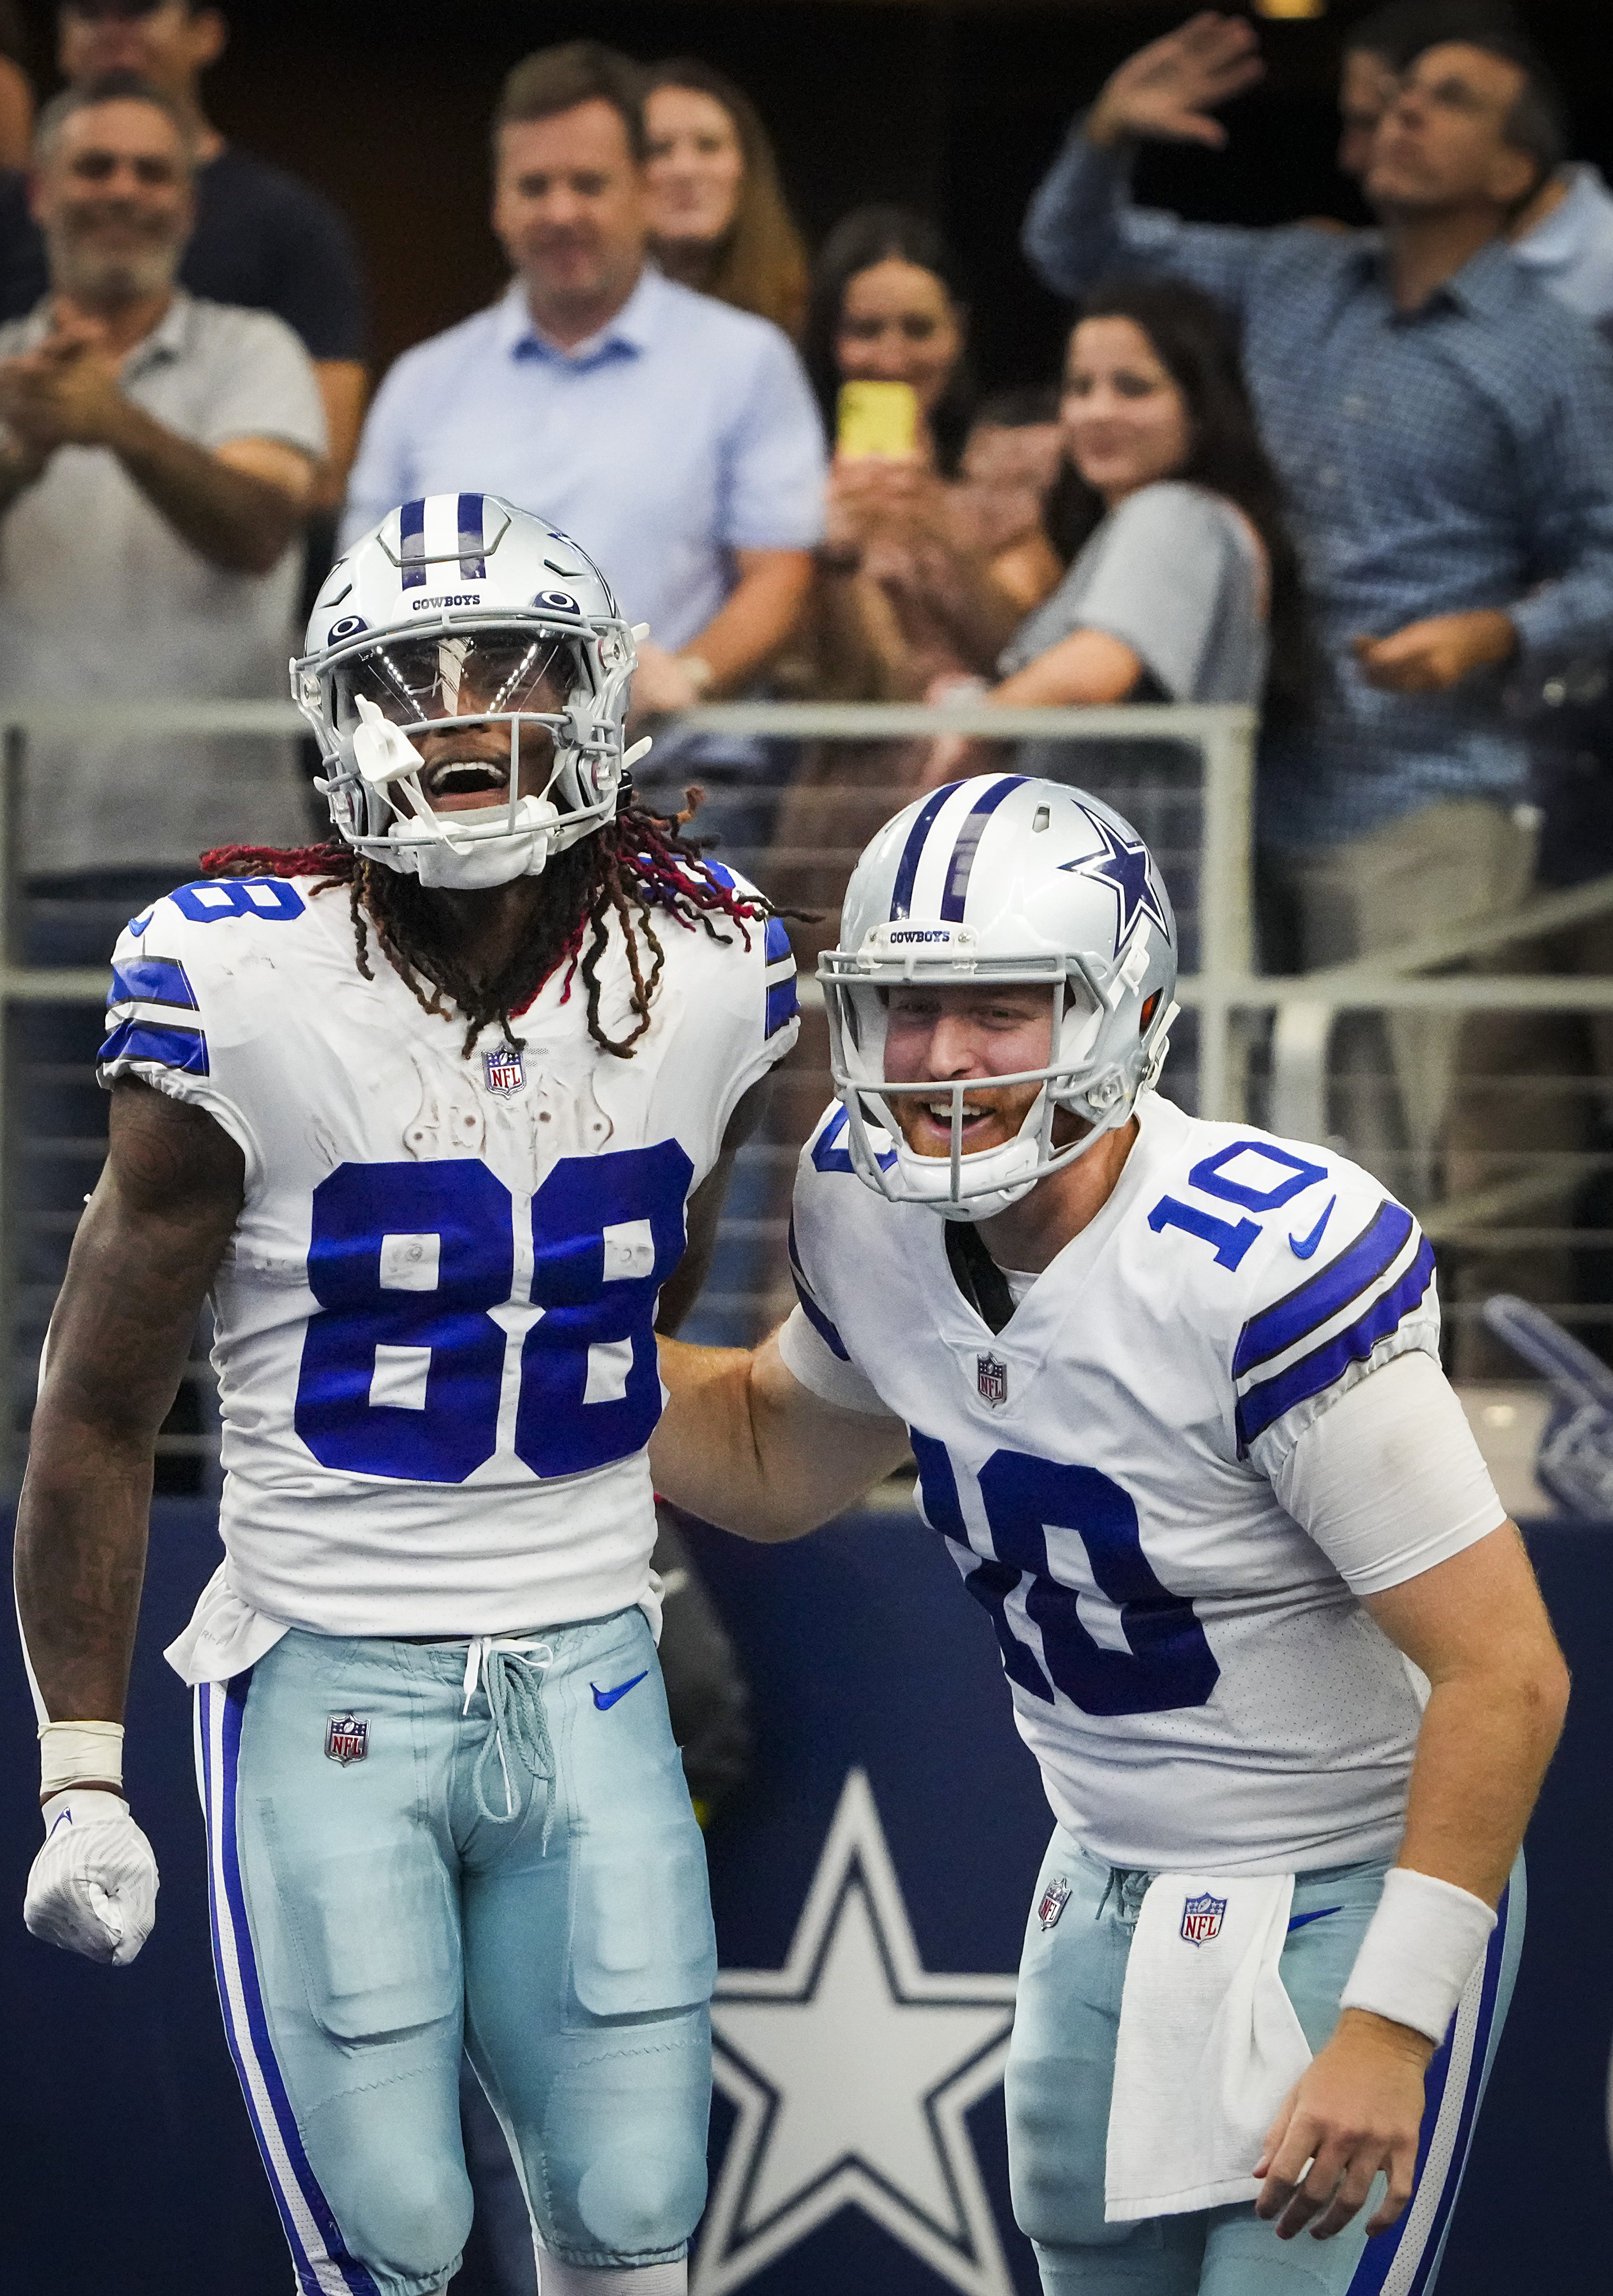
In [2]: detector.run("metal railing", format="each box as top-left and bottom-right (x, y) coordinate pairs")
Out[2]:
(6, 693), (1613, 1474)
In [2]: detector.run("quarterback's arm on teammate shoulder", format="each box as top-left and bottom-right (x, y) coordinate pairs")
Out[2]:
(1255, 1516), (1567, 2243)
(651, 1326), (912, 1541)
(14, 1079), (245, 1733)
(656, 1080), (773, 1338)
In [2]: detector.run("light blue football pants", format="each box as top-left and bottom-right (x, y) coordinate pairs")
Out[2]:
(194, 1609), (715, 2296)
(1007, 1831), (1523, 2296)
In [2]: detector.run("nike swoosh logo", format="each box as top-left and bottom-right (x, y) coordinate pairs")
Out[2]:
(1289, 1195), (1337, 1259)
(1286, 1905), (1343, 1932)
(591, 1671), (648, 1712)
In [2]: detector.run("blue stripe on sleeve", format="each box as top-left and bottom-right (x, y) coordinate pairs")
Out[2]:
(766, 974), (799, 1039)
(109, 955), (198, 1011)
(787, 1214), (852, 1358)
(764, 915), (791, 963)
(1234, 1238), (1436, 1451)
(1233, 1200), (1414, 1379)
(99, 1017), (209, 1076)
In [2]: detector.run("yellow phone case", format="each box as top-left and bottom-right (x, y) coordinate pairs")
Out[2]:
(836, 381), (920, 460)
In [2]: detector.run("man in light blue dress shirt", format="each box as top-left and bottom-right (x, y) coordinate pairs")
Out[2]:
(342, 42), (824, 761)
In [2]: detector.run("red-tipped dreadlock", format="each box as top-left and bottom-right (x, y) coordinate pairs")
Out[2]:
(201, 793), (777, 1059)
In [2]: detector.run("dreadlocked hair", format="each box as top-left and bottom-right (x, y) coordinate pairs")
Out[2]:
(199, 793), (778, 1060)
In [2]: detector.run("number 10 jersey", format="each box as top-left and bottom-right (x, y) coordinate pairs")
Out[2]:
(784, 1090), (1498, 1876)
(99, 871), (797, 1651)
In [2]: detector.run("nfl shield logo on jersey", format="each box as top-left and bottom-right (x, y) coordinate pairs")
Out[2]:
(977, 1352), (1009, 1406)
(483, 1044), (525, 1097)
(325, 1714), (368, 1766)
(1038, 1875), (1072, 1930)
(1180, 1891), (1226, 1946)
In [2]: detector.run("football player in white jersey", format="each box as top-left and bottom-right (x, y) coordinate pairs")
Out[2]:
(649, 774), (1568, 2295)
(14, 494), (799, 2296)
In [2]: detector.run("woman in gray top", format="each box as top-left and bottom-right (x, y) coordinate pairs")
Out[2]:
(928, 279), (1311, 976)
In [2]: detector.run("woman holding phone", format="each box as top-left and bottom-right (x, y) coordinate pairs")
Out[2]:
(800, 206), (1061, 703)
(770, 208), (1065, 949)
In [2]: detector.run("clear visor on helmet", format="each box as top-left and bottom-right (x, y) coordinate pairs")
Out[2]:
(333, 632), (579, 734)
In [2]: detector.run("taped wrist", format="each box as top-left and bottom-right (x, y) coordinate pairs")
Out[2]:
(1339, 1866), (1496, 2045)
(39, 1720), (125, 1799)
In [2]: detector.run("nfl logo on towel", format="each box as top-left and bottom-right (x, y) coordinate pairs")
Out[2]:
(1038, 1876), (1072, 1930)
(325, 1714), (368, 1766)
(977, 1352), (1009, 1406)
(1180, 1891), (1226, 1946)
(484, 1044), (525, 1097)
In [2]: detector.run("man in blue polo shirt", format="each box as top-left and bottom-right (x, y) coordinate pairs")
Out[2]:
(342, 40), (824, 745)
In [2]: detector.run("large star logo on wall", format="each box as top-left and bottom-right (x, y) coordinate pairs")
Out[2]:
(693, 1770), (1020, 2296)
(1060, 804), (1170, 957)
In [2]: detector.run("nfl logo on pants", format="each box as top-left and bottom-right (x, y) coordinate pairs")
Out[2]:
(326, 1714), (368, 1766)
(1180, 1891), (1226, 1945)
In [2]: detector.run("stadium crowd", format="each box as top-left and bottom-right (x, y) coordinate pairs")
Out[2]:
(3, 0), (1613, 1259)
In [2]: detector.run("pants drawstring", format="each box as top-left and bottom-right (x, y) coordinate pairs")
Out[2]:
(1096, 1866), (1153, 1927)
(462, 1635), (556, 1840)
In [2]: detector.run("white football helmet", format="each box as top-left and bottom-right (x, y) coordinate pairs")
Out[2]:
(820, 774), (1179, 1220)
(292, 493), (649, 891)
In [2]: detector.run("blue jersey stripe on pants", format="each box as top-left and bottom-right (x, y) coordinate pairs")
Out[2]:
(198, 1676), (381, 2296)
(1345, 1869), (1522, 2296)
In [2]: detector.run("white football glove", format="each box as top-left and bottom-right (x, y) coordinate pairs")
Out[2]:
(24, 1788), (159, 1966)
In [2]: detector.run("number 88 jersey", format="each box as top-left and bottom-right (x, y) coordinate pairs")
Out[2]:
(783, 1088), (1453, 1876)
(99, 872), (797, 1658)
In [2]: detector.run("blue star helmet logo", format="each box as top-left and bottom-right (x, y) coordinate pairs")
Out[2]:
(1059, 804), (1170, 958)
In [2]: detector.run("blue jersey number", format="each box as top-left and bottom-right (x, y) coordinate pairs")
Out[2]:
(168, 878), (307, 924)
(294, 1145), (691, 1483)
(910, 1431), (1219, 1716)
(1147, 1139), (1327, 1274)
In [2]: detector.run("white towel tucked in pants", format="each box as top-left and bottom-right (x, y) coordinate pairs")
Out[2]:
(1105, 1872), (1313, 2221)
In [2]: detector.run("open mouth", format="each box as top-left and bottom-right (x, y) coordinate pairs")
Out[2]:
(905, 1096), (1002, 1150)
(423, 757), (510, 810)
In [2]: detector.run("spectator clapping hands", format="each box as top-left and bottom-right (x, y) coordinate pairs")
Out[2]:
(0, 312), (129, 457)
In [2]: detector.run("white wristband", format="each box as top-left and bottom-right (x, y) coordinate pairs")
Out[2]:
(39, 1720), (125, 1798)
(1339, 1866), (1497, 2044)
